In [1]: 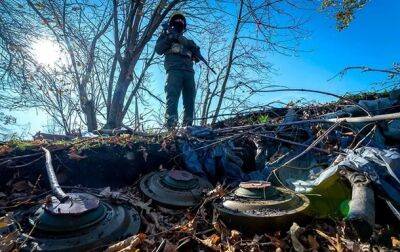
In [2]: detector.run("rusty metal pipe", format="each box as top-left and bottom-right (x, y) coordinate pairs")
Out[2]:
(41, 147), (69, 202)
(342, 170), (375, 241)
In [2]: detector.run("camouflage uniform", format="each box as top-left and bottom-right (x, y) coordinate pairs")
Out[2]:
(155, 13), (200, 129)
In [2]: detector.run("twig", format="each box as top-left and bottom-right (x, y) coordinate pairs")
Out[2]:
(267, 121), (341, 182)
(243, 87), (372, 117)
(152, 239), (166, 252)
(328, 66), (399, 81)
(253, 133), (342, 155)
(7, 155), (44, 168)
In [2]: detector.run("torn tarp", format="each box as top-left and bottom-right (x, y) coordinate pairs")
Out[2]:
(336, 147), (400, 207)
(177, 108), (315, 185)
(177, 126), (270, 184)
(289, 147), (400, 218)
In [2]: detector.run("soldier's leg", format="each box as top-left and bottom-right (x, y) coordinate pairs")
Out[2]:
(182, 71), (196, 126)
(165, 70), (183, 129)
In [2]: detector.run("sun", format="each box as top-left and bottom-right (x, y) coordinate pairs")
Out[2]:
(32, 39), (65, 67)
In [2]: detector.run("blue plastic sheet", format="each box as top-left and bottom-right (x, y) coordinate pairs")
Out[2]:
(177, 126), (270, 184)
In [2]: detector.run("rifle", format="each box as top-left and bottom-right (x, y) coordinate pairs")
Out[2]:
(161, 22), (216, 75)
(192, 50), (217, 75)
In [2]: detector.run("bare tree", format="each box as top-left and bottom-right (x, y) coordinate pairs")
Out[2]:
(0, 1), (114, 132)
(26, 0), (113, 132)
(1, 0), (309, 133)
(104, 0), (187, 129)
(192, 0), (308, 125)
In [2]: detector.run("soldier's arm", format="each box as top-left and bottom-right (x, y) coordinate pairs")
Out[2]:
(155, 33), (173, 55)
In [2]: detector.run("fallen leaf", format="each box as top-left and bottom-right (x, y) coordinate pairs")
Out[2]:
(0, 231), (18, 252)
(195, 234), (220, 251)
(105, 233), (146, 252)
(266, 234), (286, 250)
(208, 234), (221, 245)
(289, 223), (304, 252)
(315, 229), (344, 252)
(179, 218), (197, 233)
(213, 220), (229, 238)
(163, 240), (177, 252)
(0, 145), (12, 155)
(307, 235), (319, 252)
(12, 180), (33, 192)
(392, 236), (400, 249)
(230, 230), (241, 242)
(68, 150), (87, 160)
(135, 199), (152, 215)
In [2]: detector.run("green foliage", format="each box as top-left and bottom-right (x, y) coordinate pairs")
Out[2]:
(341, 90), (390, 102)
(7, 139), (36, 151)
(257, 114), (269, 124)
(321, 0), (369, 30)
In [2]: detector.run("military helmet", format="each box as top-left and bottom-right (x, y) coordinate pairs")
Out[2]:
(169, 11), (186, 30)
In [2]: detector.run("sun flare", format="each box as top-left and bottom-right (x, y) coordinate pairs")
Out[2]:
(32, 39), (65, 67)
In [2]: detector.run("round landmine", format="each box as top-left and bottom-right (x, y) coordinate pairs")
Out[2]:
(214, 181), (309, 232)
(22, 192), (141, 251)
(140, 170), (213, 207)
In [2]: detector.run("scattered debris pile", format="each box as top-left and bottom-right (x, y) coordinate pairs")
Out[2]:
(1, 90), (400, 251)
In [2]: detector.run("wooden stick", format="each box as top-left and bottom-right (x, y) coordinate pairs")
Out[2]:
(215, 112), (400, 133)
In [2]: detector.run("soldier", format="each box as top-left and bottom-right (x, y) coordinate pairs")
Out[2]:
(155, 12), (200, 129)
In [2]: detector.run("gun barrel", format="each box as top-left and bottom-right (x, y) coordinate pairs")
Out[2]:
(196, 54), (216, 74)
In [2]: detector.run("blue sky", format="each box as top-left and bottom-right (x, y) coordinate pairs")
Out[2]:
(5, 0), (400, 136)
(260, 0), (400, 103)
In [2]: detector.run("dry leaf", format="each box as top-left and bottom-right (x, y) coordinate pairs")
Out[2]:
(213, 220), (229, 238)
(12, 180), (33, 192)
(230, 230), (241, 242)
(315, 229), (344, 252)
(0, 231), (19, 252)
(289, 223), (304, 252)
(196, 234), (220, 251)
(225, 243), (237, 252)
(392, 237), (400, 249)
(163, 240), (177, 252)
(266, 234), (286, 250)
(68, 150), (87, 160)
(208, 234), (221, 245)
(307, 235), (319, 252)
(135, 199), (152, 215)
(179, 218), (197, 233)
(105, 233), (146, 252)
(0, 145), (12, 155)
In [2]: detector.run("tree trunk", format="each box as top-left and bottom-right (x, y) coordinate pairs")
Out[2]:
(201, 83), (211, 125)
(82, 99), (98, 132)
(104, 0), (181, 129)
(106, 73), (131, 129)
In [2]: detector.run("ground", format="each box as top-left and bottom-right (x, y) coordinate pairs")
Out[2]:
(1, 93), (400, 251)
